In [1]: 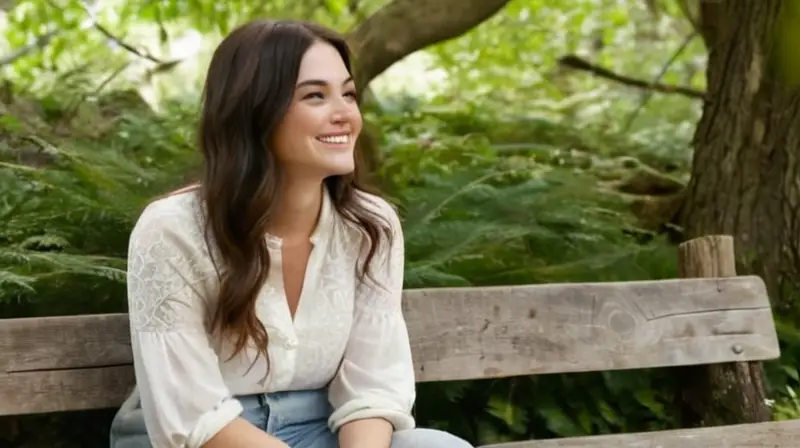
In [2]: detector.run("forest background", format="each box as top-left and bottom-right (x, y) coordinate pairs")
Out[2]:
(2, 0), (799, 446)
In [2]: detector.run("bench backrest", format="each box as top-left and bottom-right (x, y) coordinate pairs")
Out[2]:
(0, 275), (779, 416)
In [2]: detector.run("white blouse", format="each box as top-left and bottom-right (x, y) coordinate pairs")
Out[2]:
(125, 187), (416, 448)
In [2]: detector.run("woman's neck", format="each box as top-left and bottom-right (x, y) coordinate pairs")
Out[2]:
(267, 177), (324, 245)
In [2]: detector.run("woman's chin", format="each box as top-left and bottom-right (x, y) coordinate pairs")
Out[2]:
(323, 163), (355, 177)
(318, 153), (355, 176)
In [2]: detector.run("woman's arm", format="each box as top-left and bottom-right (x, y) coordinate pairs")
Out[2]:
(127, 202), (287, 448)
(327, 195), (417, 448)
(337, 418), (393, 448)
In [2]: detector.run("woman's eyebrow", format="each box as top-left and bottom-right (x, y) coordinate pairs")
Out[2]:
(295, 76), (354, 88)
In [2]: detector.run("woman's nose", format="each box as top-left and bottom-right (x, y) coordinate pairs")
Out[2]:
(330, 102), (354, 123)
(331, 110), (346, 123)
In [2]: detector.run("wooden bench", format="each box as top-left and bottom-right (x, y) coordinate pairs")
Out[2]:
(1, 235), (798, 446)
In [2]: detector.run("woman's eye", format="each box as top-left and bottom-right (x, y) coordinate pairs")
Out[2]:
(302, 90), (357, 101)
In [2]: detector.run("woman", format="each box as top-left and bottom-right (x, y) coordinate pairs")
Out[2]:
(109, 18), (473, 448)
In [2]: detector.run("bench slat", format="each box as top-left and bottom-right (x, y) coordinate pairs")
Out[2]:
(404, 276), (777, 381)
(479, 418), (800, 447)
(0, 313), (131, 372)
(0, 366), (135, 415)
(0, 276), (779, 415)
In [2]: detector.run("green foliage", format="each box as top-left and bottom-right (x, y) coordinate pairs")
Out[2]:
(2, 0), (800, 446)
(414, 368), (681, 445)
(0, 99), (198, 317)
(374, 104), (676, 290)
(425, 0), (705, 142)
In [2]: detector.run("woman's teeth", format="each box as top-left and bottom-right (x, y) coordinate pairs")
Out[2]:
(317, 134), (349, 144)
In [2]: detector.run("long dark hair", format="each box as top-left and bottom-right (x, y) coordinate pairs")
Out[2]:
(196, 20), (392, 366)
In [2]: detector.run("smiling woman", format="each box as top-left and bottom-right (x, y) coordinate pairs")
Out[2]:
(271, 43), (361, 182)
(107, 19), (473, 448)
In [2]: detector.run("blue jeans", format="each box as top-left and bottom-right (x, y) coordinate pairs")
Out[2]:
(110, 388), (473, 447)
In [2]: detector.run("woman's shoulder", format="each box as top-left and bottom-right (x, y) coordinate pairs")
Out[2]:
(130, 187), (205, 246)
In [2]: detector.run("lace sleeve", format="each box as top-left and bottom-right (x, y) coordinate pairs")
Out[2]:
(127, 200), (242, 448)
(327, 196), (416, 432)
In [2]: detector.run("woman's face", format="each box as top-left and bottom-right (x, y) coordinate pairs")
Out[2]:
(271, 40), (362, 180)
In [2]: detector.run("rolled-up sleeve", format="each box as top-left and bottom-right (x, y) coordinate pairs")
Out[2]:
(327, 199), (416, 432)
(126, 204), (242, 448)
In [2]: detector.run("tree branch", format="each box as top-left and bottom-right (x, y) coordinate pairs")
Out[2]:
(557, 54), (707, 100)
(0, 0), (169, 68)
(93, 23), (164, 64)
(622, 31), (698, 130)
(346, 0), (512, 89)
(0, 28), (61, 66)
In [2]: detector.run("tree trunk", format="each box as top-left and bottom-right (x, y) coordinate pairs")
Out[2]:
(345, 0), (512, 91)
(678, 0), (800, 427)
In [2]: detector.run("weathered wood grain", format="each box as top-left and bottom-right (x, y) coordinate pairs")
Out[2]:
(0, 276), (779, 415)
(479, 418), (800, 447)
(403, 275), (778, 382)
(0, 313), (131, 373)
(674, 235), (772, 426)
(0, 366), (135, 415)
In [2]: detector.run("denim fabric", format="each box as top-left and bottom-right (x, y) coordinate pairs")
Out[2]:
(239, 388), (334, 447)
(110, 388), (472, 447)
